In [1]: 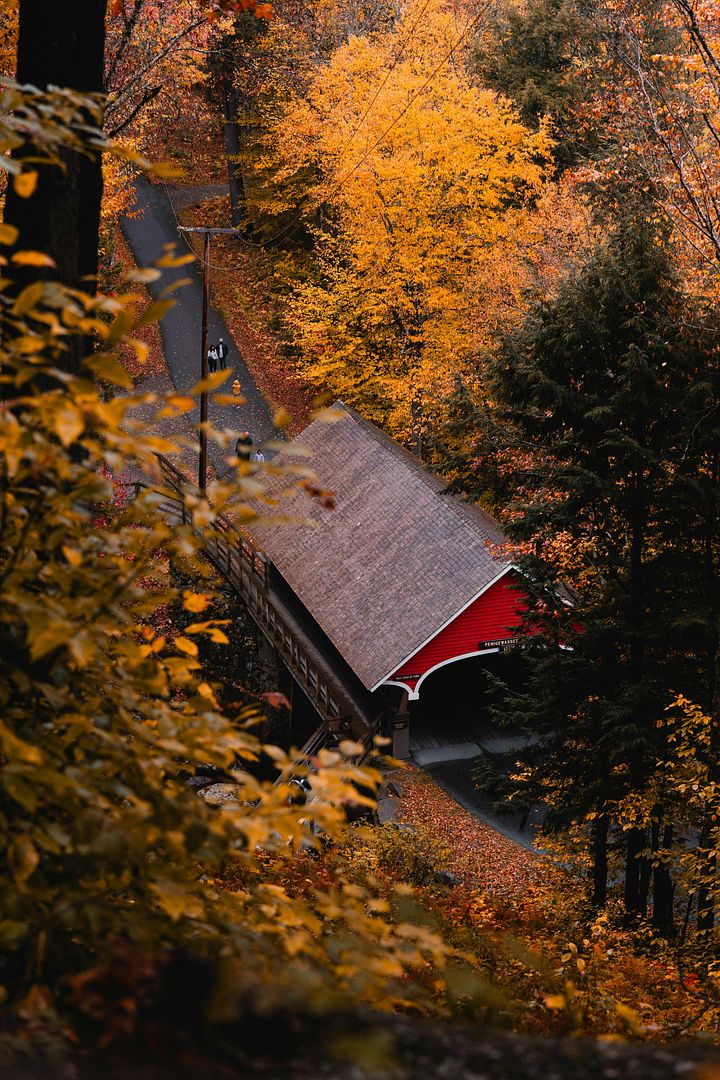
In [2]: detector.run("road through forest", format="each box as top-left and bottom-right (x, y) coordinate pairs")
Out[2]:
(121, 177), (276, 477)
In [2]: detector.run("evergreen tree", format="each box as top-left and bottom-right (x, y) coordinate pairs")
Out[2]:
(481, 206), (720, 924)
(471, 0), (591, 169)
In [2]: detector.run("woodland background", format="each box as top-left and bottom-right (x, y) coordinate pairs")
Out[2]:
(5, 0), (720, 1075)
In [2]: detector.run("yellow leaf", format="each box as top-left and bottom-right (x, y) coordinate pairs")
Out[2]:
(174, 636), (198, 657)
(13, 281), (44, 316)
(11, 250), (56, 268)
(338, 739), (365, 756)
(127, 339), (149, 365)
(150, 880), (203, 921)
(213, 393), (246, 405)
(13, 170), (38, 198)
(151, 162), (186, 180)
(184, 620), (230, 635)
(544, 994), (566, 1010)
(124, 267), (161, 284)
(9, 835), (39, 884)
(156, 395), (195, 417)
(190, 369), (228, 395)
(183, 591), (212, 613)
(0, 223), (19, 245)
(85, 353), (134, 389)
(0, 722), (43, 765)
(614, 1000), (642, 1033)
(12, 335), (45, 354)
(62, 545), (83, 568)
(54, 404), (84, 447)
(274, 407), (291, 429)
(155, 251), (195, 267)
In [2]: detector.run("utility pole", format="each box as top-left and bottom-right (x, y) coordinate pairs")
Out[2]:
(177, 225), (240, 492)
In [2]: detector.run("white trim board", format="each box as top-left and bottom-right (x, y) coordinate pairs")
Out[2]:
(407, 648), (500, 700)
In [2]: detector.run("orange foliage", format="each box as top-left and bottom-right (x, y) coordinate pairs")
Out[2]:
(262, 0), (589, 439)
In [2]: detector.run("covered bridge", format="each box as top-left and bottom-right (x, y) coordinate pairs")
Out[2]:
(248, 404), (530, 758)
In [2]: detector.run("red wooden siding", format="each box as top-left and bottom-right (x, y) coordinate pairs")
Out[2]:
(388, 571), (529, 696)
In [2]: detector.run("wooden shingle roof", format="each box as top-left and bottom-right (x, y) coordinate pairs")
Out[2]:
(249, 404), (511, 691)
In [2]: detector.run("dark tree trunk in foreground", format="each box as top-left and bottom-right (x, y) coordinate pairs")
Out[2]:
(652, 823), (674, 935)
(624, 476), (649, 919)
(3, 0), (107, 372)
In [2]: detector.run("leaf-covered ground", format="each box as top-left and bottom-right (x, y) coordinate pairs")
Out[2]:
(392, 765), (546, 900)
(112, 230), (167, 382)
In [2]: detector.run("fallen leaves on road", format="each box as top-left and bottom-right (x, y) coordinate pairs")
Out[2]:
(392, 765), (546, 901)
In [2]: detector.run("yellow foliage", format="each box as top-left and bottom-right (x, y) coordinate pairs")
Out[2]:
(265, 0), (563, 437)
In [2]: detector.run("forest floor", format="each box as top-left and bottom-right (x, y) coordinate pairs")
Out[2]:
(390, 765), (543, 900)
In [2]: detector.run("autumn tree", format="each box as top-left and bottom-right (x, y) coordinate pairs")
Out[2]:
(471, 0), (594, 169)
(572, 1), (720, 280)
(265, 0), (553, 443)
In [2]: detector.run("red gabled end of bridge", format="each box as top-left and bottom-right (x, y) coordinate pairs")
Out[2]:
(385, 569), (530, 699)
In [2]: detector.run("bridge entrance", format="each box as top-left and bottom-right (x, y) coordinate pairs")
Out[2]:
(407, 651), (527, 766)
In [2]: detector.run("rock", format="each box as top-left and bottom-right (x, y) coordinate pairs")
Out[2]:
(376, 797), (397, 824)
(436, 870), (461, 887)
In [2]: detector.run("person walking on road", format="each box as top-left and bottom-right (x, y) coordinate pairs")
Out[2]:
(208, 344), (218, 374)
(217, 337), (229, 371)
(235, 431), (253, 460)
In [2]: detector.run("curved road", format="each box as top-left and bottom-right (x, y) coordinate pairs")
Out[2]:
(121, 177), (275, 476)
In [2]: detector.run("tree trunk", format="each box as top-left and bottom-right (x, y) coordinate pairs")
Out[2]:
(697, 816), (716, 933)
(220, 62), (246, 227)
(6, 0), (106, 285)
(652, 823), (674, 936)
(698, 490), (720, 932)
(3, 0), (107, 375)
(624, 822), (647, 917)
(592, 809), (609, 906)
(624, 471), (648, 919)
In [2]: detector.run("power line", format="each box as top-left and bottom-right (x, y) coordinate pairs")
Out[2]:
(326, 4), (494, 200)
(331, 0), (435, 170)
(240, 0), (495, 249)
(162, 181), (249, 273)
(164, 1), (493, 260)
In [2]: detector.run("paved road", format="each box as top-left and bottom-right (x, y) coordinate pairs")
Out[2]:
(121, 177), (276, 476)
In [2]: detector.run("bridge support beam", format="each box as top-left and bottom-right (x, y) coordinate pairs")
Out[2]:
(391, 690), (410, 760)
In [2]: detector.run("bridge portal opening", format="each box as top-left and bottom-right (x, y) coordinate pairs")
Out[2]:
(408, 651), (526, 761)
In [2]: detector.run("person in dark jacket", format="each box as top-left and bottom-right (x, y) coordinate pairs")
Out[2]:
(235, 431), (253, 460)
(217, 337), (229, 370)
